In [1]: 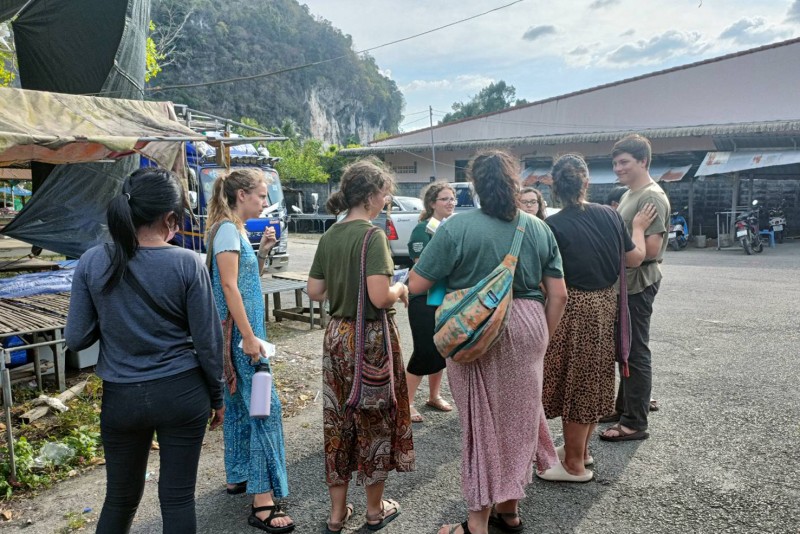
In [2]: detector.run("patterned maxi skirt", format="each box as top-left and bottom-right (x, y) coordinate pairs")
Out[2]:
(542, 285), (617, 424)
(323, 316), (415, 486)
(446, 299), (558, 511)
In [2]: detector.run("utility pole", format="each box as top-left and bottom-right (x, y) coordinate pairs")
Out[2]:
(429, 106), (437, 179)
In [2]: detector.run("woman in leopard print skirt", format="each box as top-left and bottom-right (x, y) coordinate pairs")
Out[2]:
(540, 154), (655, 482)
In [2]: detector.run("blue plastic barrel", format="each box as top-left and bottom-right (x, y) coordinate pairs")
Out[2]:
(2, 336), (28, 367)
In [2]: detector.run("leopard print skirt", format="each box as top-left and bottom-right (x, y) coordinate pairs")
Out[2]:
(542, 285), (617, 424)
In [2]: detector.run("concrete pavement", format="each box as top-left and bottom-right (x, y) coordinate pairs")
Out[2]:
(5, 239), (800, 533)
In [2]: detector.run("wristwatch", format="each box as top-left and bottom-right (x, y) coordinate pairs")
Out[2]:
(257, 252), (269, 260)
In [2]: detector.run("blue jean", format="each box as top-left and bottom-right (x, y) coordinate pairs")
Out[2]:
(96, 368), (210, 534)
(615, 281), (660, 431)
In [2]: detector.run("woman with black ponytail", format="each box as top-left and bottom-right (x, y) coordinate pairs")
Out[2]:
(66, 167), (225, 534)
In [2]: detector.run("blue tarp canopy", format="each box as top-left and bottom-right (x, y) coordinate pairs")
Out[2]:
(0, 186), (31, 196)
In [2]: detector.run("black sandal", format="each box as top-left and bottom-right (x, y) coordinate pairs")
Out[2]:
(489, 507), (524, 533)
(248, 503), (295, 533)
(226, 481), (247, 495)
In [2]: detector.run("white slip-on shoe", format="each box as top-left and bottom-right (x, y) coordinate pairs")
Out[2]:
(536, 462), (594, 483)
(555, 444), (594, 467)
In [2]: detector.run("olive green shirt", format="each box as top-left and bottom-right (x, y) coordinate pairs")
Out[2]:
(617, 180), (671, 295)
(413, 210), (563, 304)
(309, 220), (394, 320)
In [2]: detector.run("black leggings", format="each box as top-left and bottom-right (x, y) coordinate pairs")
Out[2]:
(96, 368), (210, 534)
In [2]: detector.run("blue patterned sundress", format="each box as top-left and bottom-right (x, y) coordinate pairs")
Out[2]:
(209, 221), (289, 497)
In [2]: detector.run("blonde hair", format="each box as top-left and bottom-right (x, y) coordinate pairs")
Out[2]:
(206, 168), (269, 235)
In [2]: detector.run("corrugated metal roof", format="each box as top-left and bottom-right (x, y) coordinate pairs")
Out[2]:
(340, 121), (800, 156)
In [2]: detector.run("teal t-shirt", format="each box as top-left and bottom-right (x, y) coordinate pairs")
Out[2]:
(413, 210), (563, 303)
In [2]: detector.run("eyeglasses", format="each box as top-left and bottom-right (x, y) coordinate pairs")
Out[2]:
(520, 200), (539, 207)
(436, 197), (456, 204)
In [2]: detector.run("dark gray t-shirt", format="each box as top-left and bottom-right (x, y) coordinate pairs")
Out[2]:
(66, 244), (224, 408)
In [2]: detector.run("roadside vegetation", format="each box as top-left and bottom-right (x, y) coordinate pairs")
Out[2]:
(0, 374), (103, 500)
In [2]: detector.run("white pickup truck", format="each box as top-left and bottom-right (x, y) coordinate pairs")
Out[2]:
(373, 196), (424, 267)
(373, 183), (476, 267)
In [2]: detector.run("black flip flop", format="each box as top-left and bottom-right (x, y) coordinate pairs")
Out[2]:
(599, 423), (649, 442)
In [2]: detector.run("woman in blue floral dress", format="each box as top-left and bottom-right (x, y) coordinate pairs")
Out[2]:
(206, 168), (295, 533)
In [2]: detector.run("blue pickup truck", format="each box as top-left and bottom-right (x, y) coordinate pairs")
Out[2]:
(143, 140), (290, 272)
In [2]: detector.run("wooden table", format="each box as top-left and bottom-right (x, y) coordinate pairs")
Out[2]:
(261, 273), (328, 330)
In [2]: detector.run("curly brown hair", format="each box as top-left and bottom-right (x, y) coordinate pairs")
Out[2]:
(326, 157), (396, 215)
(419, 181), (455, 221)
(468, 150), (520, 222)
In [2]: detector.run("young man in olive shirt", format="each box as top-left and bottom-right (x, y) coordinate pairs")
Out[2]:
(601, 134), (670, 442)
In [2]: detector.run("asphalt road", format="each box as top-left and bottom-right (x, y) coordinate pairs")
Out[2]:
(5, 238), (800, 533)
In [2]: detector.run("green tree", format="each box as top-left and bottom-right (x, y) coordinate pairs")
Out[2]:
(267, 139), (328, 183)
(440, 81), (527, 124)
(145, 21), (165, 82)
(0, 22), (17, 87)
(319, 144), (353, 184)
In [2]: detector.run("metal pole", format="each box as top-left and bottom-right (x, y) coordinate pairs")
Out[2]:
(688, 177), (695, 237)
(429, 106), (437, 179)
(730, 172), (740, 240)
(0, 349), (16, 480)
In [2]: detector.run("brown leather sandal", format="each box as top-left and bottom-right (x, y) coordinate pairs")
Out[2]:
(365, 499), (401, 531)
(325, 503), (353, 534)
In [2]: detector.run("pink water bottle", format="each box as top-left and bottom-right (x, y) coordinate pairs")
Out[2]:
(249, 364), (272, 418)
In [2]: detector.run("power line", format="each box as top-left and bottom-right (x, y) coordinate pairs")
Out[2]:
(143, 0), (524, 94)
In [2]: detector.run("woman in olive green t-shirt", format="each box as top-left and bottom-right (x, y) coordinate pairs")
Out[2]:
(307, 158), (414, 533)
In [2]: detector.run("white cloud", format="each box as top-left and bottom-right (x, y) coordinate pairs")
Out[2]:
(522, 25), (557, 42)
(605, 30), (710, 66)
(589, 0), (620, 8)
(719, 17), (792, 45)
(620, 28), (635, 37)
(401, 74), (494, 94)
(569, 45), (590, 56)
(379, 68), (392, 79)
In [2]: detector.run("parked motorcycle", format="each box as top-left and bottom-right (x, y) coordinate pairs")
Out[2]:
(734, 200), (763, 255)
(668, 209), (689, 251)
(768, 205), (787, 244)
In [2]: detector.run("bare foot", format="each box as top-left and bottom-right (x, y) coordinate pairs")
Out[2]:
(601, 423), (636, 438)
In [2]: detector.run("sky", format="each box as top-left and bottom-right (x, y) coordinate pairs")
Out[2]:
(301, 0), (800, 133)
